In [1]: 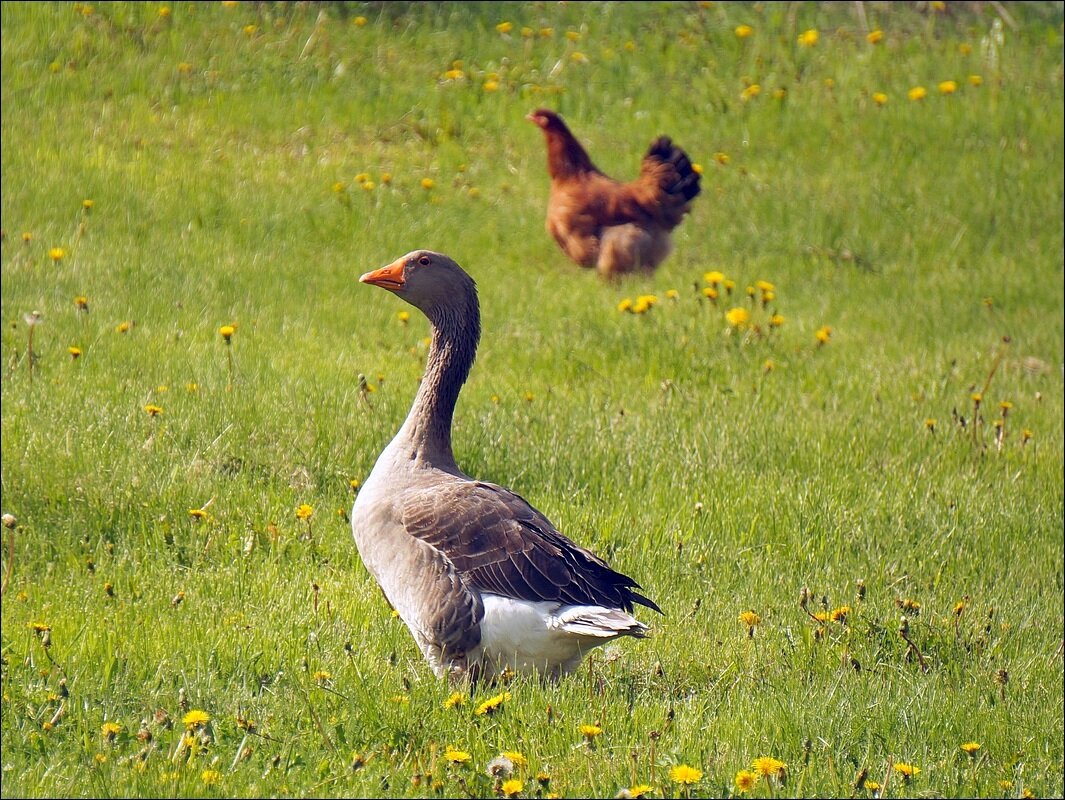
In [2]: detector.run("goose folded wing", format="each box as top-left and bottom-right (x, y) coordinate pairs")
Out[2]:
(400, 481), (661, 614)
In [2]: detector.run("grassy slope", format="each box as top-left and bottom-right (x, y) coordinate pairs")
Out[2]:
(2, 2), (1063, 797)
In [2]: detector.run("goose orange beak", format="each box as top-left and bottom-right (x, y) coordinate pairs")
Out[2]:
(360, 259), (406, 290)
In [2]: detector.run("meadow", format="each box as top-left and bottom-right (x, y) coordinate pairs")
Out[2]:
(1, 1), (1063, 797)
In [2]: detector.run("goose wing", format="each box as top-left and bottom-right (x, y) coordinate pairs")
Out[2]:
(400, 480), (661, 614)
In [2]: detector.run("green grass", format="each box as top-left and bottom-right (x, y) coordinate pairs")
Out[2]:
(2, 2), (1063, 797)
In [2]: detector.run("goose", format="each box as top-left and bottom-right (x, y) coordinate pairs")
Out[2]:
(351, 250), (661, 682)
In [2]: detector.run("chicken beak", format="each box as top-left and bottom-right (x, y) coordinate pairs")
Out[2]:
(360, 259), (406, 290)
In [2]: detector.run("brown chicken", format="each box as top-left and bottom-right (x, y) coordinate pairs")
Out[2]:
(527, 108), (701, 278)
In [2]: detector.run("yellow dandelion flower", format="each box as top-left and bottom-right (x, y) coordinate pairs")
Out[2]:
(94, 753), (107, 764)
(475, 691), (510, 716)
(773, 87), (787, 100)
(496, 21), (513, 34)
(570, 52), (589, 64)
(396, 311), (410, 325)
(82, 199), (95, 210)
(752, 757), (787, 778)
(798, 29), (819, 46)
(969, 74), (983, 86)
(999, 781), (1014, 791)
(443, 692), (465, 709)
(908, 86), (927, 101)
(938, 80), (958, 94)
(831, 605), (851, 622)
(296, 504), (314, 520)
(49, 247), (66, 262)
(971, 392), (982, 405)
(735, 770), (759, 793)
(182, 710), (210, 729)
(158, 6), (171, 17)
(960, 742), (981, 755)
(22, 232), (33, 242)
(755, 279), (775, 293)
(741, 84), (761, 101)
(669, 764), (703, 785)
(873, 92), (888, 106)
(931, 0), (945, 10)
(444, 746), (471, 764)
(101, 722), (122, 739)
(632, 297), (652, 314)
(68, 346), (82, 359)
(332, 181), (346, 194)
(501, 778), (523, 797)
(352, 15), (367, 26)
(629, 784), (653, 798)
(815, 325), (832, 344)
(144, 404), (163, 417)
(362, 180), (376, 191)
(898, 597), (921, 614)
(219, 325), (235, 341)
(501, 751), (527, 768)
(867, 29), (883, 44)
(188, 508), (208, 520)
(521, 26), (534, 38)
(739, 610), (761, 627)
(313, 670), (331, 683)
(484, 80), (500, 92)
(243, 24), (257, 36)
(735, 24), (753, 38)
(354, 172), (370, 184)
(865, 781), (881, 791)
(565, 30), (580, 41)
(763, 359), (775, 372)
(725, 307), (750, 328)
(703, 287), (719, 300)
(540, 27), (553, 38)
(579, 723), (602, 738)
(691, 162), (703, 174)
(704, 270), (726, 285)
(894, 763), (919, 779)
(421, 178), (435, 190)
(714, 151), (730, 165)
(115, 321), (131, 333)
(201, 769), (221, 785)
(769, 314), (784, 328)
(617, 298), (634, 312)
(665, 289), (680, 300)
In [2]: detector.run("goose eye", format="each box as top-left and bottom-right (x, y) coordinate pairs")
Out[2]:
(418, 256), (431, 267)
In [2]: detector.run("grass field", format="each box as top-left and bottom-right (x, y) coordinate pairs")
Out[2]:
(2, 2), (1063, 797)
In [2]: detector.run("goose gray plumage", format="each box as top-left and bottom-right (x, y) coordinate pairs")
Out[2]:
(351, 250), (661, 682)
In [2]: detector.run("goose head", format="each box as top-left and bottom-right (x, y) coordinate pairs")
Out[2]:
(361, 250), (476, 318)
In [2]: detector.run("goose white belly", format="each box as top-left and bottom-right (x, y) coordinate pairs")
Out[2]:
(470, 593), (647, 678)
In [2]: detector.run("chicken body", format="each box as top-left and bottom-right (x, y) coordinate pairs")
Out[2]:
(528, 109), (701, 277)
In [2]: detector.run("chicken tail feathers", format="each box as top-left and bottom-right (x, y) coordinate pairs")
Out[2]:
(641, 136), (702, 226)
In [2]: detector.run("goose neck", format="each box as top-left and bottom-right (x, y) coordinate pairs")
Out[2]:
(399, 298), (480, 466)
